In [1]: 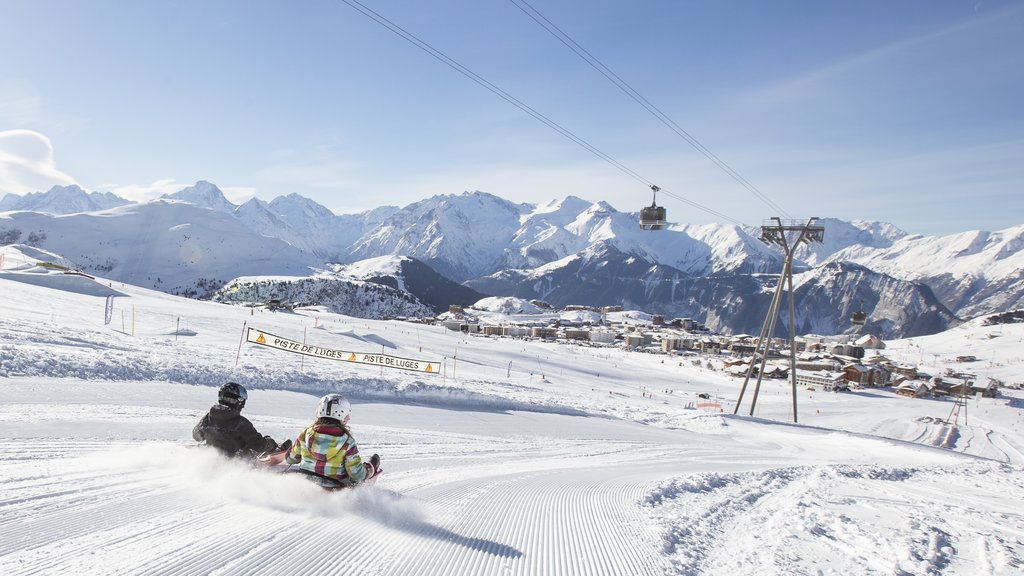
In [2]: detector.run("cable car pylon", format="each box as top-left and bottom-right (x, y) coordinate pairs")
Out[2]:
(734, 217), (825, 423)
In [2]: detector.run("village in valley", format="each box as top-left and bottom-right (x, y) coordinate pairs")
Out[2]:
(423, 298), (1008, 405)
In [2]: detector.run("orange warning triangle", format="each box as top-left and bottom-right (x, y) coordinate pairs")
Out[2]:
(425, 364), (435, 373)
(256, 333), (266, 344)
(348, 353), (357, 362)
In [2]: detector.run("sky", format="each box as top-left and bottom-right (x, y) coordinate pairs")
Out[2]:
(1, 0), (1022, 236)
(2, 243), (1024, 574)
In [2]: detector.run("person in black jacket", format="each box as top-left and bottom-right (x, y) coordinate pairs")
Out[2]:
(193, 382), (282, 458)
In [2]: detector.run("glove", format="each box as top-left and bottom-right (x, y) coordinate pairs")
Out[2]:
(262, 435), (279, 453)
(278, 438), (293, 452)
(364, 453), (381, 479)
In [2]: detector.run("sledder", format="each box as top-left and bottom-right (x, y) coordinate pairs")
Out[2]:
(193, 382), (289, 459)
(273, 393), (382, 490)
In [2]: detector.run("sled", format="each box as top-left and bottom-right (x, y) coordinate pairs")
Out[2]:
(261, 452), (383, 491)
(255, 446), (290, 467)
(190, 438), (292, 464)
(282, 468), (383, 491)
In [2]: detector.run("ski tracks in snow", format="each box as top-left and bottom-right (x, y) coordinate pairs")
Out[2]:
(0, 435), (677, 575)
(643, 462), (1024, 575)
(3, 408), (1023, 575)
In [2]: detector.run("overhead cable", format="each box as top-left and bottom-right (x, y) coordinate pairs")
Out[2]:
(339, 0), (647, 186)
(337, 0), (744, 226)
(509, 0), (792, 220)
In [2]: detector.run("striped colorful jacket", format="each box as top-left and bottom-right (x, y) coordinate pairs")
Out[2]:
(285, 423), (368, 483)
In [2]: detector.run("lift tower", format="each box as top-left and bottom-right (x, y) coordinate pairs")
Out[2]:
(734, 217), (824, 423)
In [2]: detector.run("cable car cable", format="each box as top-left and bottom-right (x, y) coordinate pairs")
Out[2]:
(659, 188), (744, 227)
(508, 0), (792, 220)
(339, 0), (644, 184)
(337, 0), (744, 226)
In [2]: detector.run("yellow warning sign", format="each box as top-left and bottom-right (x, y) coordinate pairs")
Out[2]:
(245, 327), (439, 374)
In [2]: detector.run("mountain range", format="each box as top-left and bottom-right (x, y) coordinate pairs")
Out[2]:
(2, 182), (1021, 338)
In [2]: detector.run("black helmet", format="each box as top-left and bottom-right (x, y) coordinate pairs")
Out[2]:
(218, 382), (248, 409)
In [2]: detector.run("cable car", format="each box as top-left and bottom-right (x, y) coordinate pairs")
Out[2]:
(851, 310), (867, 326)
(639, 185), (666, 230)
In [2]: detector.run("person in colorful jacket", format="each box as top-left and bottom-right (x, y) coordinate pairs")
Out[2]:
(285, 393), (380, 487)
(193, 382), (283, 458)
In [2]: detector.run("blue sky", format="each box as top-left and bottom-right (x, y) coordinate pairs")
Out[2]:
(1, 0), (1021, 235)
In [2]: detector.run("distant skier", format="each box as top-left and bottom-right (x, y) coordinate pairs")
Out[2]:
(285, 393), (380, 488)
(193, 382), (284, 458)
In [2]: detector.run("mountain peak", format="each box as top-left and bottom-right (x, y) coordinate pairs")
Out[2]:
(269, 193), (336, 220)
(0, 184), (129, 214)
(535, 196), (594, 216)
(46, 184), (87, 196)
(162, 181), (236, 213)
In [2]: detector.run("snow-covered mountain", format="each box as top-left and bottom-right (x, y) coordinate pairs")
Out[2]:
(791, 262), (959, 338)
(503, 197), (782, 276)
(0, 184), (129, 214)
(328, 255), (486, 313)
(266, 193), (384, 262)
(0, 200), (319, 295)
(787, 218), (908, 267)
(2, 182), (1021, 336)
(347, 191), (530, 282)
(466, 244), (956, 338)
(161, 180), (238, 214)
(163, 183), (391, 262)
(232, 197), (317, 255)
(209, 255), (486, 317)
(211, 273), (435, 319)
(825, 225), (1024, 319)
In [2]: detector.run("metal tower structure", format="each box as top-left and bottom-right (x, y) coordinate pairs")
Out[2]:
(734, 217), (825, 423)
(946, 376), (971, 427)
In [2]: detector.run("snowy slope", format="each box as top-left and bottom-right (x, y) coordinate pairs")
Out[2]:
(1, 243), (1024, 575)
(0, 201), (319, 295)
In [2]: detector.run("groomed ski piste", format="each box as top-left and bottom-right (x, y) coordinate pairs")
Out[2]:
(1, 246), (1023, 575)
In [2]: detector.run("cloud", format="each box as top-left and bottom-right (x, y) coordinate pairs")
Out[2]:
(0, 129), (77, 194)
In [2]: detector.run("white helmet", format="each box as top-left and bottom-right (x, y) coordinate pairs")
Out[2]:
(317, 394), (351, 425)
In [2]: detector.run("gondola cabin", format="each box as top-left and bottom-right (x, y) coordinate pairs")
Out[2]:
(639, 185), (666, 230)
(851, 310), (867, 325)
(640, 203), (666, 230)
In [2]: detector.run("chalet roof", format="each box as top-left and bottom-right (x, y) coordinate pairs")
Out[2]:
(794, 369), (844, 380)
(843, 364), (872, 373)
(855, 334), (886, 349)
